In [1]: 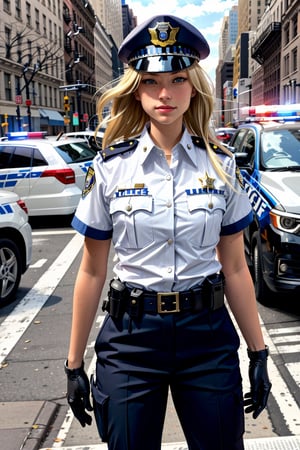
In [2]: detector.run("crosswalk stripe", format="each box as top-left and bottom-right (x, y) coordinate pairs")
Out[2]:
(40, 435), (300, 449)
(286, 362), (300, 386)
(271, 335), (300, 344)
(269, 326), (300, 335)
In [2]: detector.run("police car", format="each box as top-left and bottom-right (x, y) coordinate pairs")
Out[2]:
(214, 127), (236, 145)
(55, 130), (104, 154)
(0, 189), (32, 306)
(229, 108), (300, 303)
(0, 132), (97, 216)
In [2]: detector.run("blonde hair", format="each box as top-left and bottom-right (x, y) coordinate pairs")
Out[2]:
(96, 63), (232, 185)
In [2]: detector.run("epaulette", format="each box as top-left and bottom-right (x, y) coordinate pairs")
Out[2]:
(100, 139), (139, 161)
(191, 136), (231, 156)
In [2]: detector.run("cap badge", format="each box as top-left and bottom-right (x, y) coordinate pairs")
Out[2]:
(148, 22), (179, 47)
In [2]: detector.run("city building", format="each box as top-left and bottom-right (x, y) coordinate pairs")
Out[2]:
(215, 0), (299, 126)
(0, 0), (65, 134)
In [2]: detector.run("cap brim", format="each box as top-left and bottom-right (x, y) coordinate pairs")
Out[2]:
(131, 55), (197, 72)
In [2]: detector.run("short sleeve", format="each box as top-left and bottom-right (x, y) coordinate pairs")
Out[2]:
(220, 156), (253, 235)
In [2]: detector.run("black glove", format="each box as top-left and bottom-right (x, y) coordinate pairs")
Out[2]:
(64, 360), (93, 427)
(244, 346), (272, 419)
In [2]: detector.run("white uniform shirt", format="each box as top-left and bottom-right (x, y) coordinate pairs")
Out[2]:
(72, 127), (253, 291)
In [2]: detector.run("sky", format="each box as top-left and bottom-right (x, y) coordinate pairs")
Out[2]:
(126, 0), (238, 83)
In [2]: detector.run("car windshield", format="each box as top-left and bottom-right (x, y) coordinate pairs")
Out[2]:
(261, 128), (300, 169)
(54, 141), (97, 163)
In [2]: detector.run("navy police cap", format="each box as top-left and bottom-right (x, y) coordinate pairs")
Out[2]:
(118, 15), (210, 73)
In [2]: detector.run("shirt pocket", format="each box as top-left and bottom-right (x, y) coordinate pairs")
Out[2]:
(186, 194), (226, 247)
(110, 195), (154, 248)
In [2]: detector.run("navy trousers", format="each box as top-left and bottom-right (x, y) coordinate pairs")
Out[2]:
(92, 305), (245, 450)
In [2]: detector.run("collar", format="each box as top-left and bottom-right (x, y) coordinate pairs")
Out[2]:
(137, 126), (200, 167)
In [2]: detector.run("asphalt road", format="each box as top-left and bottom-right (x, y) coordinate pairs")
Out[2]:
(0, 216), (299, 449)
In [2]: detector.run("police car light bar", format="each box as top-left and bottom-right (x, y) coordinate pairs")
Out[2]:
(7, 131), (47, 140)
(240, 104), (300, 122)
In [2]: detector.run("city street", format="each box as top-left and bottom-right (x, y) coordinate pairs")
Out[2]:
(0, 217), (299, 450)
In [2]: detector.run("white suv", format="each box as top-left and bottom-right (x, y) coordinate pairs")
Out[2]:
(0, 132), (97, 216)
(0, 189), (32, 306)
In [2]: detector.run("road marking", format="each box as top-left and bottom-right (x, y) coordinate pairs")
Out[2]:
(269, 326), (300, 335)
(32, 230), (77, 236)
(231, 311), (300, 436)
(268, 327), (300, 353)
(29, 258), (47, 268)
(262, 328), (300, 435)
(51, 315), (106, 448)
(271, 335), (300, 344)
(270, 344), (300, 354)
(0, 233), (83, 365)
(286, 362), (300, 386)
(40, 435), (300, 450)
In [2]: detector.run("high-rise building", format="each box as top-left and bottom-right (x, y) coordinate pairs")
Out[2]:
(91, 0), (123, 48)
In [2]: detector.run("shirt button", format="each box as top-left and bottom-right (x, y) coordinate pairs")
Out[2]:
(167, 267), (172, 273)
(166, 174), (172, 181)
(126, 205), (132, 212)
(166, 201), (172, 208)
(167, 239), (173, 245)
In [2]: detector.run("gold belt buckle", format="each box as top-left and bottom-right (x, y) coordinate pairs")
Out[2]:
(157, 292), (180, 313)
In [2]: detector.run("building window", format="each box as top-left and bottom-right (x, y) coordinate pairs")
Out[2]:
(17, 35), (22, 63)
(38, 83), (42, 105)
(49, 19), (53, 41)
(32, 81), (36, 105)
(26, 2), (31, 27)
(15, 0), (21, 20)
(284, 53), (290, 77)
(4, 27), (11, 59)
(292, 47), (297, 72)
(284, 24), (290, 46)
(49, 86), (53, 107)
(292, 13), (297, 39)
(43, 15), (47, 36)
(3, 0), (11, 13)
(4, 73), (12, 101)
(44, 85), (48, 106)
(35, 9), (40, 33)
(15, 75), (21, 95)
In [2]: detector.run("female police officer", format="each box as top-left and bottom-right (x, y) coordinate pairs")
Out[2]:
(64, 14), (271, 450)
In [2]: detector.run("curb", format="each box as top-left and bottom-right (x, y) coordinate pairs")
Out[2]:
(21, 401), (58, 450)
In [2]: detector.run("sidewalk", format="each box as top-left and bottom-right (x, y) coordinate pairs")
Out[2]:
(1, 400), (300, 450)
(0, 401), (57, 450)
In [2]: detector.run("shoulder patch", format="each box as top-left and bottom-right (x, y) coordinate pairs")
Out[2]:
(100, 139), (139, 161)
(235, 166), (244, 189)
(191, 136), (231, 156)
(82, 166), (95, 198)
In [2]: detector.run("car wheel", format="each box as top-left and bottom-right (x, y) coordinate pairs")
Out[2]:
(0, 238), (22, 306)
(251, 232), (272, 305)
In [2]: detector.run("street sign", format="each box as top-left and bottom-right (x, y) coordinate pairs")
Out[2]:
(15, 95), (22, 105)
(73, 112), (79, 126)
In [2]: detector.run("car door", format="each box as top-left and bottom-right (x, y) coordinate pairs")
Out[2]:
(0, 144), (33, 201)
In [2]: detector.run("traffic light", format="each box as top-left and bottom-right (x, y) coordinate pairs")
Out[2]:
(64, 95), (70, 112)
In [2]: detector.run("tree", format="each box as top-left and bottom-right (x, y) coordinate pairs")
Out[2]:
(0, 23), (63, 131)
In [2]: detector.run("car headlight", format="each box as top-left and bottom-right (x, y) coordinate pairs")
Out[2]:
(270, 210), (300, 234)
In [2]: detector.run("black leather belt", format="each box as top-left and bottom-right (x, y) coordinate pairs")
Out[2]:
(133, 288), (206, 314)
(102, 274), (225, 318)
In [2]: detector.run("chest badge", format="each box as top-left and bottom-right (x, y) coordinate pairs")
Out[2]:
(199, 172), (216, 209)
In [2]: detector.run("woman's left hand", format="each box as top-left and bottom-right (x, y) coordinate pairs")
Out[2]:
(244, 347), (272, 419)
